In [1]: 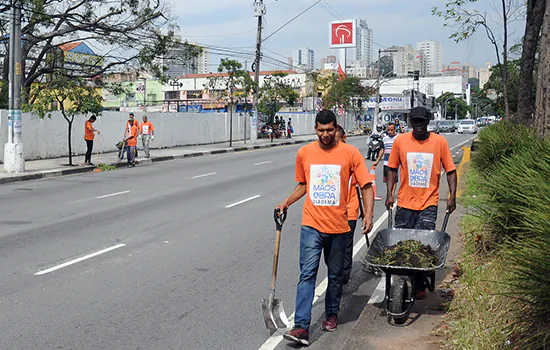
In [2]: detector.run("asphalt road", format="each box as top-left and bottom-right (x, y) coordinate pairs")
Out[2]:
(0, 133), (474, 350)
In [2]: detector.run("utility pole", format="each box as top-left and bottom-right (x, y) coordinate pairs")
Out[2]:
(251, 0), (266, 145)
(375, 48), (398, 129)
(4, 0), (24, 173)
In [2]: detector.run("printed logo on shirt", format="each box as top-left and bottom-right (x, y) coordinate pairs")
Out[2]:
(142, 125), (149, 134)
(407, 152), (434, 188)
(309, 164), (341, 206)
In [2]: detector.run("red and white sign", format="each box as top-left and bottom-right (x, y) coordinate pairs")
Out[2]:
(329, 19), (357, 48)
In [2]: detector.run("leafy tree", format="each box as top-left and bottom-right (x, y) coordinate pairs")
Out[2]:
(432, 0), (524, 121)
(483, 59), (522, 117)
(321, 74), (373, 113)
(437, 91), (472, 120)
(23, 74), (103, 166)
(0, 0), (200, 106)
(470, 87), (497, 118)
(257, 71), (299, 122)
(206, 58), (253, 146)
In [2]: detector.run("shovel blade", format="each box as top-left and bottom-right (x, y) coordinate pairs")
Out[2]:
(261, 298), (289, 330)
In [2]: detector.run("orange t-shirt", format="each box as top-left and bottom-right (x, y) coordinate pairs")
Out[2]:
(347, 176), (360, 221)
(84, 120), (94, 140)
(387, 133), (456, 211)
(127, 125), (138, 147)
(296, 141), (373, 234)
(140, 121), (154, 135)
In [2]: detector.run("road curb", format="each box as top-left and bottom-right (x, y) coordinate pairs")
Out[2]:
(0, 137), (320, 185)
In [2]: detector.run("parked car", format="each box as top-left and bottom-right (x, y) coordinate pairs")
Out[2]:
(457, 119), (478, 134)
(428, 120), (440, 134)
(439, 120), (456, 133)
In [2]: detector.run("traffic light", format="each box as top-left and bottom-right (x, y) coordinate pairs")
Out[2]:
(413, 70), (420, 81)
(357, 99), (362, 108)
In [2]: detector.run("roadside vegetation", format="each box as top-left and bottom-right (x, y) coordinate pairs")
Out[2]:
(442, 122), (550, 349)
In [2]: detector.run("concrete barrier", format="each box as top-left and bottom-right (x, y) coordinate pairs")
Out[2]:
(0, 110), (317, 162)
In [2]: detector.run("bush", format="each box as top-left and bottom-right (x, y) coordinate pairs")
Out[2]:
(471, 121), (536, 175)
(503, 233), (550, 349)
(448, 123), (550, 349)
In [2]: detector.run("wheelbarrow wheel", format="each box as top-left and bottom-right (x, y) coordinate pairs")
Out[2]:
(390, 278), (409, 325)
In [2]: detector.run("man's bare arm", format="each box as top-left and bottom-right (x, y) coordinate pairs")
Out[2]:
(360, 184), (374, 234)
(276, 183), (307, 212)
(447, 170), (457, 213)
(385, 168), (398, 209)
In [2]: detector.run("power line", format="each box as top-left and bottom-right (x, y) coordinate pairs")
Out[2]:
(263, 0), (322, 42)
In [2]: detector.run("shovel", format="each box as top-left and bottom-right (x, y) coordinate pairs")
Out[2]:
(261, 209), (290, 330)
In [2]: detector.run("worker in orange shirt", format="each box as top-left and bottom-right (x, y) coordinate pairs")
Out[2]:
(276, 110), (374, 345)
(335, 125), (364, 285)
(139, 115), (155, 158)
(386, 106), (457, 298)
(125, 117), (139, 167)
(127, 113), (140, 158)
(84, 115), (99, 165)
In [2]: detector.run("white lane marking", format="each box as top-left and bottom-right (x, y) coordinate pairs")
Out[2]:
(368, 278), (387, 304)
(450, 137), (475, 151)
(225, 195), (261, 209)
(255, 161), (272, 166)
(35, 243), (126, 276)
(258, 210), (389, 350)
(97, 190), (130, 199)
(192, 172), (217, 179)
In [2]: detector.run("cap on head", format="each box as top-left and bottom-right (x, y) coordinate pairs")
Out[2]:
(129, 112), (134, 117)
(409, 107), (431, 120)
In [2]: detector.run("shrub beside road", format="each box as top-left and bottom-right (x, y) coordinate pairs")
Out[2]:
(442, 122), (550, 349)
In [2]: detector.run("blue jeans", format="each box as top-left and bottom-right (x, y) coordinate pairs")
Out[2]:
(294, 226), (347, 330)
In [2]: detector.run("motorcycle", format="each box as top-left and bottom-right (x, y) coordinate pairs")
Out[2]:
(366, 133), (384, 161)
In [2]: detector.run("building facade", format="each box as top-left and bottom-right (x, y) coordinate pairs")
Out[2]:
(416, 40), (443, 75)
(292, 47), (315, 71)
(391, 45), (424, 77)
(478, 62), (492, 89)
(164, 42), (210, 77)
(356, 19), (374, 64)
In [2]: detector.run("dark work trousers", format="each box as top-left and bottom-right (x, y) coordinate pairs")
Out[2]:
(85, 139), (93, 163)
(343, 220), (358, 283)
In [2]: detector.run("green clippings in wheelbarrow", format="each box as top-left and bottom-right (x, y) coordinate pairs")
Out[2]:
(371, 239), (438, 268)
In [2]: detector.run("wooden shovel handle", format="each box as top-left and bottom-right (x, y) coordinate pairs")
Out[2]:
(270, 228), (282, 290)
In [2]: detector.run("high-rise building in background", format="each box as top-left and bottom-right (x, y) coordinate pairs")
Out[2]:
(320, 55), (336, 67)
(416, 40), (443, 75)
(292, 47), (315, 71)
(164, 40), (210, 77)
(356, 19), (374, 65)
(390, 45), (424, 77)
(287, 57), (294, 70)
(478, 62), (493, 89)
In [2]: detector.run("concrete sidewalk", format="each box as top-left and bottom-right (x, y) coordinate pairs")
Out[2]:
(0, 135), (321, 184)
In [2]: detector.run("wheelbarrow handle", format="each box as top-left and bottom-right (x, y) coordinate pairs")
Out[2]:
(273, 209), (287, 231)
(441, 211), (451, 232)
(388, 208), (393, 229)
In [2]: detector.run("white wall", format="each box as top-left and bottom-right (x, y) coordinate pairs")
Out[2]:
(0, 111), (317, 162)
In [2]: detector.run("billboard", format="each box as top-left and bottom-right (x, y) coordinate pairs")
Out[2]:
(329, 19), (357, 48)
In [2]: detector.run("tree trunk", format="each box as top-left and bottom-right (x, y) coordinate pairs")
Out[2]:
(517, 0), (547, 126)
(502, 0), (511, 121)
(67, 119), (73, 166)
(535, 0), (550, 137)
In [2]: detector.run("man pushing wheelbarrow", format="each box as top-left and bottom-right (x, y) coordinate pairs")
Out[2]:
(385, 106), (457, 299)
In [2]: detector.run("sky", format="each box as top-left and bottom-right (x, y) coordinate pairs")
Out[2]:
(169, 0), (526, 72)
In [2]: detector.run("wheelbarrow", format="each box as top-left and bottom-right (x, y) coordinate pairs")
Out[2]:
(364, 209), (451, 324)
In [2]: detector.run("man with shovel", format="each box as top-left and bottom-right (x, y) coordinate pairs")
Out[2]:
(276, 110), (375, 346)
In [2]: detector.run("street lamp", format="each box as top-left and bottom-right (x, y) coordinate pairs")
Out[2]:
(375, 48), (398, 128)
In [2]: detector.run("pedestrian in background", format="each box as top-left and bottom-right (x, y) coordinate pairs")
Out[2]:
(127, 113), (139, 157)
(287, 117), (293, 139)
(84, 115), (99, 166)
(125, 117), (138, 167)
(140, 116), (155, 158)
